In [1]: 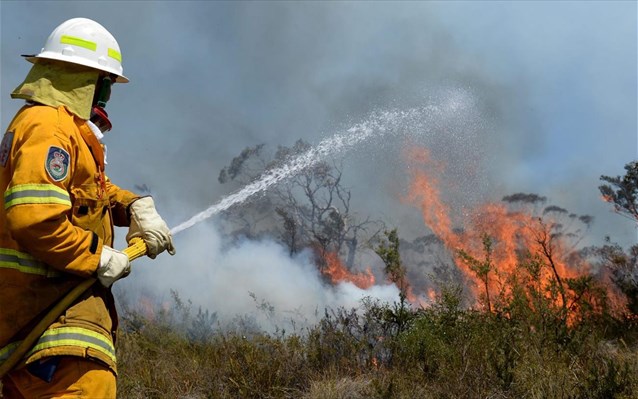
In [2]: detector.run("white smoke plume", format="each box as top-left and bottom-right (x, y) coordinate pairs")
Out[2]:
(116, 222), (400, 333)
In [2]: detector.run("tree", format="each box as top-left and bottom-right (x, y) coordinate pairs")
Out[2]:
(593, 240), (638, 315)
(218, 140), (383, 269)
(375, 229), (408, 300)
(458, 234), (494, 313)
(599, 160), (638, 222)
(451, 193), (603, 323)
(596, 161), (638, 316)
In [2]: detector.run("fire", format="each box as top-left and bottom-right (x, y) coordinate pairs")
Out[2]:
(427, 287), (437, 302)
(138, 295), (157, 320)
(404, 146), (621, 315)
(321, 250), (433, 307)
(314, 145), (625, 318)
(404, 284), (430, 308)
(134, 294), (171, 321)
(322, 251), (376, 289)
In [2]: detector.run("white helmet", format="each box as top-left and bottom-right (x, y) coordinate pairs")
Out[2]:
(23, 18), (129, 83)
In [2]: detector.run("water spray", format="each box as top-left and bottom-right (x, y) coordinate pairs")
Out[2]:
(169, 88), (478, 235)
(0, 92), (478, 376)
(169, 106), (442, 236)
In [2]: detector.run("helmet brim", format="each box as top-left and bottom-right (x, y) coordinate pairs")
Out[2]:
(21, 54), (129, 83)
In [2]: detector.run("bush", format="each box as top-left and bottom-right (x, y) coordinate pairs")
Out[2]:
(113, 286), (638, 399)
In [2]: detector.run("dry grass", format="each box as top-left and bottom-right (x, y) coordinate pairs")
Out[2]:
(112, 290), (638, 399)
(302, 376), (372, 399)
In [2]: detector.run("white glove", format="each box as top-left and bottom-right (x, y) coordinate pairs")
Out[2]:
(126, 197), (175, 259)
(97, 246), (131, 287)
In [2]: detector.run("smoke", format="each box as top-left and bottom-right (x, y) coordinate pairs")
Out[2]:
(116, 86), (484, 332)
(2, 2), (636, 330)
(2, 2), (634, 242)
(116, 222), (400, 332)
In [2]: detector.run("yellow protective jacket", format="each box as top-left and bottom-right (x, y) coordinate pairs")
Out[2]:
(0, 104), (139, 373)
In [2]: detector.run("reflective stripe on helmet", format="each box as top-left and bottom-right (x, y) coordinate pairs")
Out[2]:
(24, 18), (129, 83)
(59, 35), (122, 63)
(0, 248), (60, 277)
(0, 327), (116, 364)
(107, 48), (121, 63)
(60, 35), (97, 52)
(4, 184), (71, 209)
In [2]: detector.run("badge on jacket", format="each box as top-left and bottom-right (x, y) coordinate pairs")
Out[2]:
(0, 131), (14, 167)
(46, 146), (70, 181)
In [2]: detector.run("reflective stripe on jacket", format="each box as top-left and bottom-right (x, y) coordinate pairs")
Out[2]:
(0, 104), (139, 372)
(0, 326), (116, 365)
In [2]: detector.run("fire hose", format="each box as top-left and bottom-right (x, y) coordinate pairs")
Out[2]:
(0, 237), (148, 379)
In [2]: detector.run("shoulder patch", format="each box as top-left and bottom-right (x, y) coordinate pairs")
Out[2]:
(45, 146), (70, 181)
(0, 131), (14, 167)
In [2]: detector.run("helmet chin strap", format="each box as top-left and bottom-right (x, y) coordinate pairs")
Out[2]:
(90, 75), (113, 133)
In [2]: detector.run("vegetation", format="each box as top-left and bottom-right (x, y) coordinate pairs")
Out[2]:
(599, 161), (638, 223)
(112, 160), (638, 398)
(3, 160), (638, 398)
(115, 282), (638, 398)
(217, 141), (384, 269)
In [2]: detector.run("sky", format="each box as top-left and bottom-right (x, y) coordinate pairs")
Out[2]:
(1, 1), (636, 327)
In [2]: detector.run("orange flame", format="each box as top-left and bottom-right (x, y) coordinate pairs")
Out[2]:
(404, 284), (430, 308)
(313, 145), (625, 318)
(138, 295), (157, 320)
(322, 252), (376, 289)
(427, 287), (437, 302)
(321, 250), (432, 307)
(404, 146), (622, 315)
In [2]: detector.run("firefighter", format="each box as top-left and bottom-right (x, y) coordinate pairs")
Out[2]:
(0, 18), (175, 398)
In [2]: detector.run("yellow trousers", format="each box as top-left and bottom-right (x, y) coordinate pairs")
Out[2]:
(1, 356), (115, 399)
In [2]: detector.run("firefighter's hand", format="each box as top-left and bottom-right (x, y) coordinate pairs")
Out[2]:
(97, 246), (131, 287)
(126, 197), (175, 259)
